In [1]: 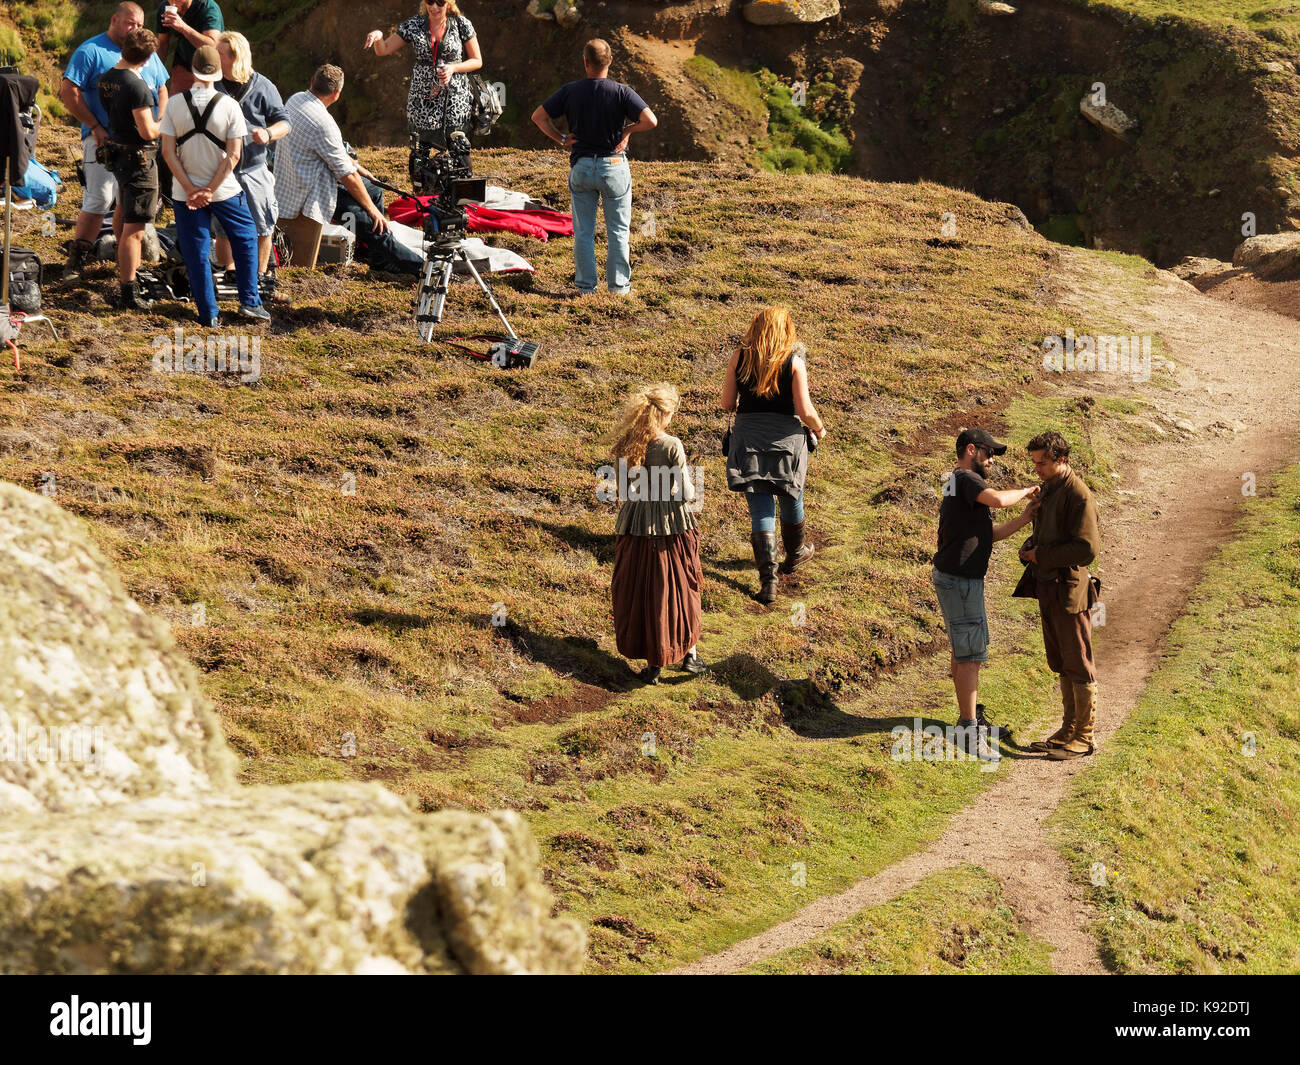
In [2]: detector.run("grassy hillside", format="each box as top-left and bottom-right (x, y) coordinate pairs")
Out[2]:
(1052, 464), (1300, 974)
(1073, 1), (1300, 42)
(3, 114), (1175, 968)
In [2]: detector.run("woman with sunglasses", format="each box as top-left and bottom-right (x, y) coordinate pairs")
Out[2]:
(363, 0), (483, 144)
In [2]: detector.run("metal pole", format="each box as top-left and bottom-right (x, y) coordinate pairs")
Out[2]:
(2, 178), (12, 306)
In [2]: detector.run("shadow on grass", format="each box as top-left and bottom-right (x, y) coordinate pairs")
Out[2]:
(491, 616), (639, 692)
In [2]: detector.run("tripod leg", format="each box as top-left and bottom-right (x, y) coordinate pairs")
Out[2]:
(416, 256), (447, 343)
(429, 257), (454, 338)
(459, 253), (518, 340)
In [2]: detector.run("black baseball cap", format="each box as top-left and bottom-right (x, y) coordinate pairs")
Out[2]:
(956, 428), (1007, 457)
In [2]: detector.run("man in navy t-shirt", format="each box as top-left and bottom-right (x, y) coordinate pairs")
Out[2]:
(933, 428), (1039, 731)
(531, 39), (656, 295)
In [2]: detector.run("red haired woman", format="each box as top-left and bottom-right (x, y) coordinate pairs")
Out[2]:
(721, 307), (827, 603)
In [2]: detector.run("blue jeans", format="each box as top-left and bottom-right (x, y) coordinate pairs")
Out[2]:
(568, 155), (631, 293)
(173, 191), (261, 323)
(746, 491), (804, 534)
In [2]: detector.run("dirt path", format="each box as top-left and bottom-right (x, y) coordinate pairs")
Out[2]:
(673, 252), (1300, 974)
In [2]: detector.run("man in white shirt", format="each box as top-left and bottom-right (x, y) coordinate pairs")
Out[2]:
(275, 63), (386, 269)
(160, 44), (268, 325)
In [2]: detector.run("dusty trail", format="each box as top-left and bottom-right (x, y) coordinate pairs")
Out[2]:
(674, 253), (1300, 975)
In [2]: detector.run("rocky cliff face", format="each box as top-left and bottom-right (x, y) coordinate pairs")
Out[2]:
(247, 0), (1299, 263)
(0, 482), (584, 974)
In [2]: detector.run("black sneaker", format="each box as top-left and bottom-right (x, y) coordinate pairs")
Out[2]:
(639, 666), (662, 686)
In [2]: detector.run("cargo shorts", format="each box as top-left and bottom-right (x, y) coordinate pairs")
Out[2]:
(933, 567), (990, 664)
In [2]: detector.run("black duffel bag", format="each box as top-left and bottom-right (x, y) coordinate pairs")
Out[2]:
(7, 247), (42, 313)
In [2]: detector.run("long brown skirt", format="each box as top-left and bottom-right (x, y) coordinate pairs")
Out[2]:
(612, 530), (703, 667)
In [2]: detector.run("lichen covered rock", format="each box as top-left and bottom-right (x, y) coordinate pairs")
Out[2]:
(742, 0), (840, 26)
(0, 481), (236, 815)
(0, 784), (583, 974)
(1079, 94), (1139, 142)
(0, 483), (584, 974)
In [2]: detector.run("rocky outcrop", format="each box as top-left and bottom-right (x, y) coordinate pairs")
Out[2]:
(1232, 232), (1300, 276)
(1079, 94), (1139, 142)
(742, 0), (840, 26)
(1171, 255), (1231, 281)
(554, 0), (582, 28)
(977, 1), (1017, 15)
(0, 482), (236, 815)
(0, 482), (584, 974)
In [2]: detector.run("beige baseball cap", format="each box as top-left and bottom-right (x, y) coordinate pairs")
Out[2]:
(191, 45), (221, 83)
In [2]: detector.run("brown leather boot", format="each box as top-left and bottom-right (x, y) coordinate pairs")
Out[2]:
(750, 531), (779, 604)
(1030, 674), (1075, 751)
(61, 238), (94, 281)
(778, 520), (815, 574)
(1049, 681), (1096, 760)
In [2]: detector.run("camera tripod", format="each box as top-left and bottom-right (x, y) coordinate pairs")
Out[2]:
(415, 236), (516, 343)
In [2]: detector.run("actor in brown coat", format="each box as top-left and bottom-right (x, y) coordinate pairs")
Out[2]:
(1014, 430), (1101, 759)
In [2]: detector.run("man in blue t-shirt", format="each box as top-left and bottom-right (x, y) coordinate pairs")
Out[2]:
(531, 39), (656, 295)
(59, 2), (169, 280)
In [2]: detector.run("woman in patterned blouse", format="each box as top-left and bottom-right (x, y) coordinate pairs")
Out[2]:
(364, 0), (483, 142)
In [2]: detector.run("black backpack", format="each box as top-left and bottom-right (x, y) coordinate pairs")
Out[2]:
(6, 247), (42, 313)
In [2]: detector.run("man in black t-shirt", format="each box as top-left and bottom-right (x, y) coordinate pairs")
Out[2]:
(933, 428), (1040, 730)
(531, 39), (657, 296)
(98, 27), (164, 310)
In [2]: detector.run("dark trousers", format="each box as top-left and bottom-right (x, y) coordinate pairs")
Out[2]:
(1037, 579), (1096, 685)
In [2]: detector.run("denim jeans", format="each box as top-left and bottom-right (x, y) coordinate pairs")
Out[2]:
(173, 191), (261, 323)
(932, 567), (990, 664)
(568, 155), (632, 293)
(746, 491), (805, 534)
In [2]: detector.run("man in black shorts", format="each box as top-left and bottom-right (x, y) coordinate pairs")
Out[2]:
(97, 27), (164, 309)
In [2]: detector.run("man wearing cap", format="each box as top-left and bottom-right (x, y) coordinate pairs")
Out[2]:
(160, 44), (268, 325)
(1015, 431), (1102, 760)
(933, 429), (1040, 731)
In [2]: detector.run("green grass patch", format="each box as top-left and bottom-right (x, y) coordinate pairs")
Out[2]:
(746, 865), (1055, 974)
(757, 69), (854, 175)
(1053, 464), (1300, 973)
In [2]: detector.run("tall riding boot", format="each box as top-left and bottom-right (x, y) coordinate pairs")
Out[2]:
(61, 238), (94, 281)
(750, 531), (779, 604)
(1049, 681), (1096, 760)
(1030, 674), (1075, 752)
(778, 520), (815, 574)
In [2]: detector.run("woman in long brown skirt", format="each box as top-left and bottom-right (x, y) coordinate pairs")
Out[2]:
(609, 382), (707, 685)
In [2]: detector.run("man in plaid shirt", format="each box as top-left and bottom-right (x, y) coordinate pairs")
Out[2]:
(274, 64), (386, 268)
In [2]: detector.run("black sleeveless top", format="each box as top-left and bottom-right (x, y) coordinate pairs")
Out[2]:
(737, 350), (797, 415)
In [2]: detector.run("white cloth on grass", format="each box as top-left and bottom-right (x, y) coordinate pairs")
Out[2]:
(387, 221), (534, 274)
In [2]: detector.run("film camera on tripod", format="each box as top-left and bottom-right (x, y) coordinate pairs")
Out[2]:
(408, 128), (538, 369)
